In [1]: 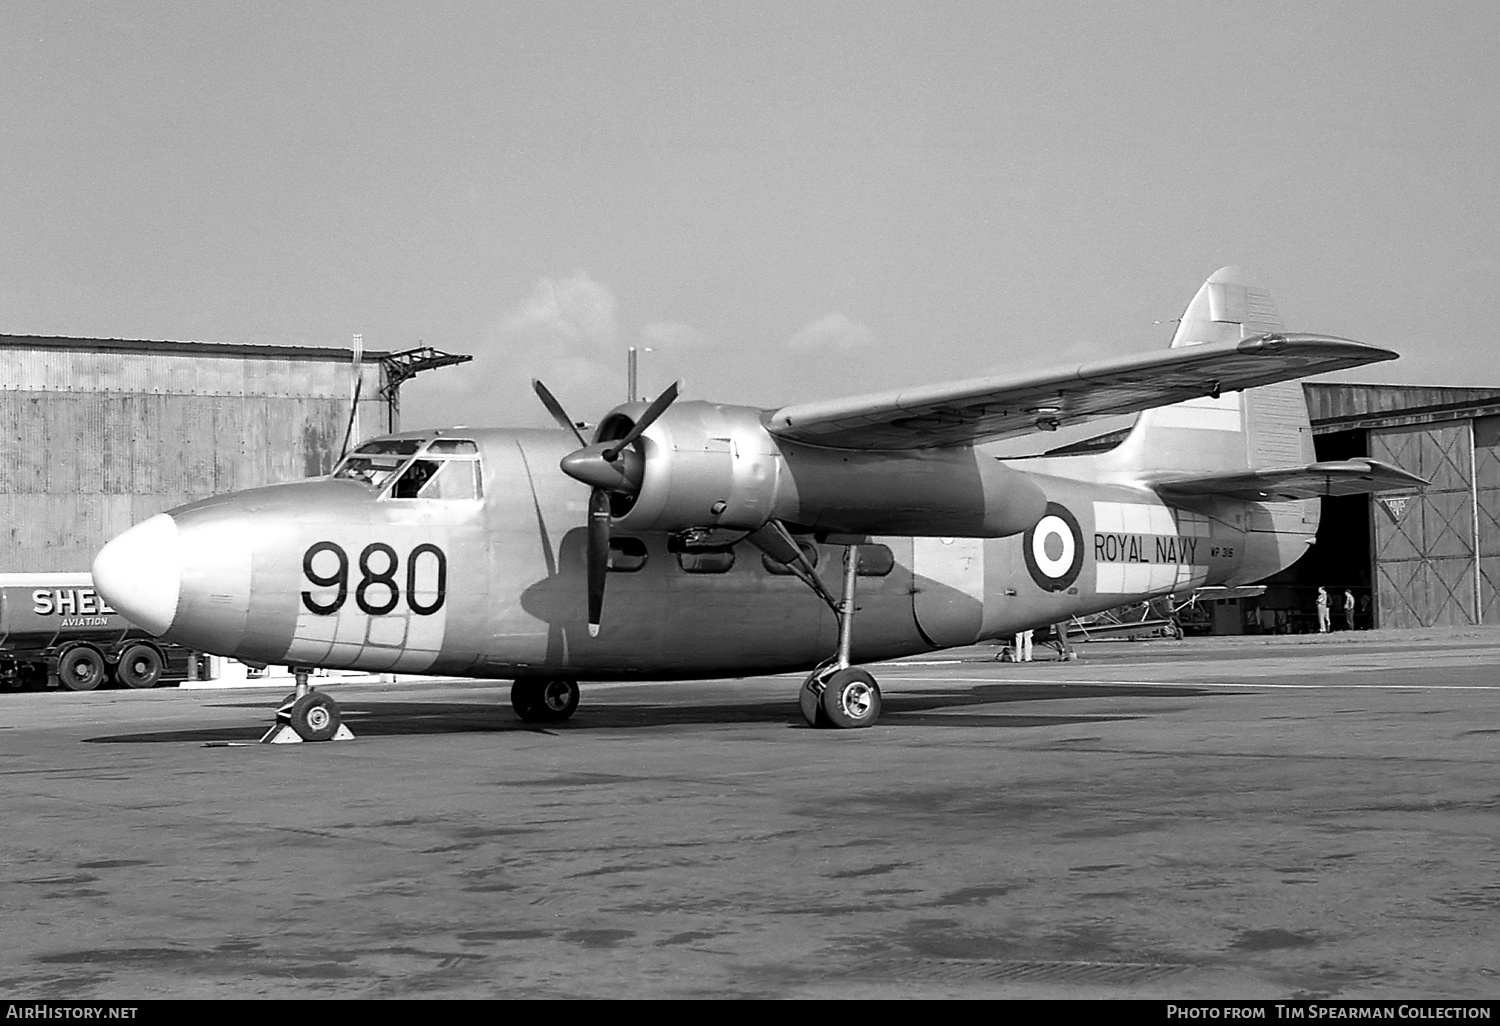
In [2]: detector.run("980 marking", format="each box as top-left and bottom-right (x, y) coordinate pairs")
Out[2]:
(302, 541), (447, 616)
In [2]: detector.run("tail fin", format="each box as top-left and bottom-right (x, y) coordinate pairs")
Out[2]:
(1099, 266), (1315, 479)
(1098, 267), (1320, 580)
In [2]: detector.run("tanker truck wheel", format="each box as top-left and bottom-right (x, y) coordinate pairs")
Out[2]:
(57, 646), (106, 692)
(114, 644), (164, 689)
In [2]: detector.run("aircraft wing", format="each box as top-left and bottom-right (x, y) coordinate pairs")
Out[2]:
(767, 333), (1396, 450)
(1151, 458), (1428, 502)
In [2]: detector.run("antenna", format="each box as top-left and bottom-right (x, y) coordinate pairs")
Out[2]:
(351, 333), (363, 445)
(627, 345), (653, 403)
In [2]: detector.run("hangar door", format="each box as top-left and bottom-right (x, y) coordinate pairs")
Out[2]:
(1370, 420), (1500, 627)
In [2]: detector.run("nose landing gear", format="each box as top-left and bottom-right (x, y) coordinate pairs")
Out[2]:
(259, 667), (356, 743)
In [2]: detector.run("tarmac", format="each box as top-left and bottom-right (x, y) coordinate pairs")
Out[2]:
(1, 626), (1497, 999)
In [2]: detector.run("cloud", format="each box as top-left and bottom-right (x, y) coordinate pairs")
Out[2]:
(400, 272), (723, 429)
(638, 321), (705, 349)
(785, 312), (874, 354)
(502, 272), (618, 355)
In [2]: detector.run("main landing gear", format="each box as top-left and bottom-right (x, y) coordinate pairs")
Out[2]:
(260, 667), (356, 744)
(511, 677), (581, 723)
(747, 523), (883, 730)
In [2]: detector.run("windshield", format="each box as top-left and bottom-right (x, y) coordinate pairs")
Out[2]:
(332, 437), (484, 498)
(331, 438), (425, 489)
(332, 454), (406, 490)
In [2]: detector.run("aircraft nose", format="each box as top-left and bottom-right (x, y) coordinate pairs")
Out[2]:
(93, 513), (182, 636)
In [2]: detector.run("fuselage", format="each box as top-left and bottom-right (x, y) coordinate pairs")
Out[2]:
(93, 427), (1278, 681)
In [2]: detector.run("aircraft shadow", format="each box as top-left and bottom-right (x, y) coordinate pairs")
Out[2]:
(80, 682), (1226, 744)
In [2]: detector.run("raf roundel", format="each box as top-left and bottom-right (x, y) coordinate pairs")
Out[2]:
(1023, 502), (1084, 592)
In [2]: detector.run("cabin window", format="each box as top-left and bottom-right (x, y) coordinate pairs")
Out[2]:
(678, 548), (736, 574)
(427, 438), (479, 455)
(856, 544), (895, 577)
(762, 542), (819, 576)
(608, 537), (648, 572)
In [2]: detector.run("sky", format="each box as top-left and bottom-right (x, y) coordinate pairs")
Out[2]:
(3, 1), (1497, 434)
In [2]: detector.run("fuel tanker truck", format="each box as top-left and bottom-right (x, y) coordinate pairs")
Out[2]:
(0, 573), (203, 690)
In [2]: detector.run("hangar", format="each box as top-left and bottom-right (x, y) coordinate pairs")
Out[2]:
(1269, 382), (1500, 630)
(0, 334), (468, 573)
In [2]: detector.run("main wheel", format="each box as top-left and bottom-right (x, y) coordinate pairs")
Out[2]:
(287, 691), (342, 742)
(798, 669), (831, 728)
(511, 677), (580, 723)
(57, 647), (106, 692)
(114, 644), (164, 689)
(819, 668), (882, 729)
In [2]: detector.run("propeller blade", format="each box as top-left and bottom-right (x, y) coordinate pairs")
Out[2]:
(604, 381), (679, 462)
(532, 379), (589, 447)
(586, 487), (611, 637)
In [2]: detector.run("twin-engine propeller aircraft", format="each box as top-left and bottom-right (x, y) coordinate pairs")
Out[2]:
(93, 268), (1423, 740)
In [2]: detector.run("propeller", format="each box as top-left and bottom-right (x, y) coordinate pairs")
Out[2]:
(532, 379), (681, 637)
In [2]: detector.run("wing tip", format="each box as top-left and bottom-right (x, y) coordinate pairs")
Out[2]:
(1238, 332), (1399, 366)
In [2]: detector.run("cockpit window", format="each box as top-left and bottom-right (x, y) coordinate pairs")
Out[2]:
(333, 438), (426, 489)
(391, 459), (439, 498)
(354, 439), (424, 456)
(333, 454), (406, 490)
(386, 440), (483, 501)
(389, 458), (482, 500)
(334, 436), (483, 499)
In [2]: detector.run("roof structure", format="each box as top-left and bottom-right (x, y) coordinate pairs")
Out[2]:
(1303, 383), (1500, 431)
(0, 333), (393, 361)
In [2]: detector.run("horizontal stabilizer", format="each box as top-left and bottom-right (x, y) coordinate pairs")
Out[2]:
(1151, 458), (1428, 502)
(769, 333), (1396, 450)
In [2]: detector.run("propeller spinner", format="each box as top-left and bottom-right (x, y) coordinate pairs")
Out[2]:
(532, 379), (680, 636)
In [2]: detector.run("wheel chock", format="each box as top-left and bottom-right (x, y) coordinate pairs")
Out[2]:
(258, 722), (356, 744)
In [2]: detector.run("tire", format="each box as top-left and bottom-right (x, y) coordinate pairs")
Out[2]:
(799, 671), (831, 728)
(511, 677), (580, 722)
(818, 668), (882, 729)
(288, 691), (341, 742)
(114, 644), (164, 689)
(57, 647), (106, 692)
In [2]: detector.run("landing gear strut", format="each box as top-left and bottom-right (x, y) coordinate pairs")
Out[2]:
(260, 666), (356, 744)
(750, 528), (882, 730)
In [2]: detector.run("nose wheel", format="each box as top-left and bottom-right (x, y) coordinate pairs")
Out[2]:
(260, 668), (356, 743)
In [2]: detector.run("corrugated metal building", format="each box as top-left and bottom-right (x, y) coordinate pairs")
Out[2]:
(0, 335), (466, 573)
(1301, 383), (1500, 628)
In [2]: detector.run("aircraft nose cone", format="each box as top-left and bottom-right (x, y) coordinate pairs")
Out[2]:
(93, 513), (181, 635)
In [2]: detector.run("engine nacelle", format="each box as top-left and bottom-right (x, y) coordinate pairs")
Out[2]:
(601, 400), (1047, 539)
(604, 401), (786, 533)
